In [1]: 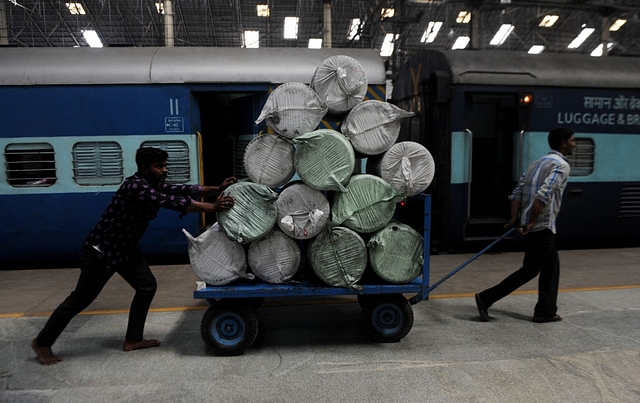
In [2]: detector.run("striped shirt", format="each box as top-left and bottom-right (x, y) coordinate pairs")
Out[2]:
(510, 150), (570, 234)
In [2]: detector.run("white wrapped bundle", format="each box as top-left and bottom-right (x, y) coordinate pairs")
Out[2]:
(310, 55), (367, 119)
(248, 230), (301, 284)
(254, 82), (328, 139)
(367, 221), (424, 284)
(243, 134), (296, 188)
(308, 226), (367, 290)
(340, 100), (415, 156)
(292, 129), (355, 192)
(183, 223), (253, 285)
(367, 141), (435, 197)
(331, 174), (404, 234)
(216, 182), (279, 244)
(276, 182), (330, 239)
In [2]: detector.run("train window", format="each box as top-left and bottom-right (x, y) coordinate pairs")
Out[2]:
(4, 143), (57, 187)
(140, 140), (190, 183)
(72, 142), (123, 185)
(569, 138), (595, 176)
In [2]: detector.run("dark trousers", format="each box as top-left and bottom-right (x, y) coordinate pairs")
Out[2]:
(35, 246), (157, 347)
(478, 229), (560, 318)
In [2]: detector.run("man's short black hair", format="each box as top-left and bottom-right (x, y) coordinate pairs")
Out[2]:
(136, 147), (168, 169)
(548, 127), (574, 151)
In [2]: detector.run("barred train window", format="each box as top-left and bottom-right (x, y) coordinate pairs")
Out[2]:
(4, 143), (57, 187)
(569, 138), (594, 177)
(72, 142), (123, 185)
(140, 140), (190, 184)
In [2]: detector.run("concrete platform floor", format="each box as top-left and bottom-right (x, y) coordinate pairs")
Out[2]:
(1, 247), (639, 402)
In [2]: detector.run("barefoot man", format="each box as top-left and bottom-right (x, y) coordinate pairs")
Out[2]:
(32, 147), (236, 365)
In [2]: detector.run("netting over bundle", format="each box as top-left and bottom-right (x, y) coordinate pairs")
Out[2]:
(243, 134), (296, 188)
(183, 223), (253, 286)
(254, 82), (328, 139)
(340, 100), (414, 156)
(216, 181), (278, 244)
(276, 181), (330, 239)
(248, 229), (301, 284)
(367, 221), (424, 284)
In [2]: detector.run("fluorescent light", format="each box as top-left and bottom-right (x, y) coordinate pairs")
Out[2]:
(66, 2), (85, 15)
(610, 19), (626, 31)
(155, 2), (164, 14)
(452, 36), (470, 50)
(308, 38), (322, 49)
(284, 17), (298, 39)
(528, 45), (545, 54)
(244, 30), (259, 48)
(539, 15), (558, 27)
(568, 28), (595, 49)
(456, 11), (471, 24)
(82, 30), (103, 48)
(421, 21), (443, 43)
(490, 24), (514, 46)
(348, 18), (361, 41)
(590, 42), (614, 57)
(257, 4), (270, 17)
(381, 8), (395, 19)
(380, 33), (398, 57)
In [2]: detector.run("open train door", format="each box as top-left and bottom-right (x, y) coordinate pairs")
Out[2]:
(464, 93), (519, 241)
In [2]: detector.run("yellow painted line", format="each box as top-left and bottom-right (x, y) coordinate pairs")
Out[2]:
(2, 284), (638, 318)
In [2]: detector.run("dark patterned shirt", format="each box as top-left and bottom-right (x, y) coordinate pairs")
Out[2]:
(84, 173), (202, 268)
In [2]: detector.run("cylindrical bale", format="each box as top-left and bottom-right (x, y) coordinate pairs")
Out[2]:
(340, 100), (414, 156)
(310, 55), (367, 119)
(367, 221), (424, 284)
(331, 174), (403, 233)
(308, 226), (367, 290)
(254, 82), (328, 139)
(367, 141), (435, 197)
(292, 129), (355, 192)
(276, 181), (330, 239)
(182, 223), (253, 286)
(243, 134), (296, 188)
(216, 181), (278, 244)
(248, 229), (301, 284)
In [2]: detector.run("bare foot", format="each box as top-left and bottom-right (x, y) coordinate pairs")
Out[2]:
(122, 339), (161, 352)
(32, 339), (62, 366)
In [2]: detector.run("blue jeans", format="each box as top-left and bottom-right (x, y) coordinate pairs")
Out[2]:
(478, 229), (560, 318)
(35, 246), (157, 347)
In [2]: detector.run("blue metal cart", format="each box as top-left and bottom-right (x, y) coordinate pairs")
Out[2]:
(193, 195), (515, 356)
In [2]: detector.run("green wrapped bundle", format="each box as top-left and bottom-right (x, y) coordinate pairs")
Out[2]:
(243, 133), (296, 188)
(331, 174), (404, 233)
(367, 221), (424, 284)
(216, 181), (279, 244)
(293, 129), (355, 192)
(248, 230), (301, 284)
(308, 226), (366, 290)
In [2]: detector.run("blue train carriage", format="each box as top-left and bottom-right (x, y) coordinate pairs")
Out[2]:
(0, 47), (386, 267)
(390, 50), (640, 250)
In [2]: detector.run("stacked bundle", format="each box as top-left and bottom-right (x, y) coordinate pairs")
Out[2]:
(186, 55), (434, 288)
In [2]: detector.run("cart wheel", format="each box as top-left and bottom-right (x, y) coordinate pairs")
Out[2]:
(200, 302), (259, 356)
(362, 294), (414, 343)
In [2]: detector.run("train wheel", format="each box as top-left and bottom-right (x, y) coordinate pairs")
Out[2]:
(200, 302), (258, 356)
(362, 294), (414, 343)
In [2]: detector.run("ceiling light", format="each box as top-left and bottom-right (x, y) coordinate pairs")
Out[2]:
(452, 36), (470, 50)
(380, 33), (398, 57)
(456, 11), (471, 24)
(155, 2), (164, 14)
(609, 19), (626, 31)
(284, 17), (298, 39)
(539, 15), (558, 27)
(490, 24), (514, 46)
(381, 8), (395, 19)
(421, 21), (443, 43)
(308, 38), (322, 49)
(568, 28), (594, 49)
(82, 30), (102, 48)
(66, 2), (85, 15)
(257, 4), (270, 17)
(590, 42), (614, 57)
(244, 30), (259, 48)
(528, 45), (545, 54)
(348, 18), (361, 41)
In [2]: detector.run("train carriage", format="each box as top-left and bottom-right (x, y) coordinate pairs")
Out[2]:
(0, 47), (386, 267)
(391, 50), (640, 250)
